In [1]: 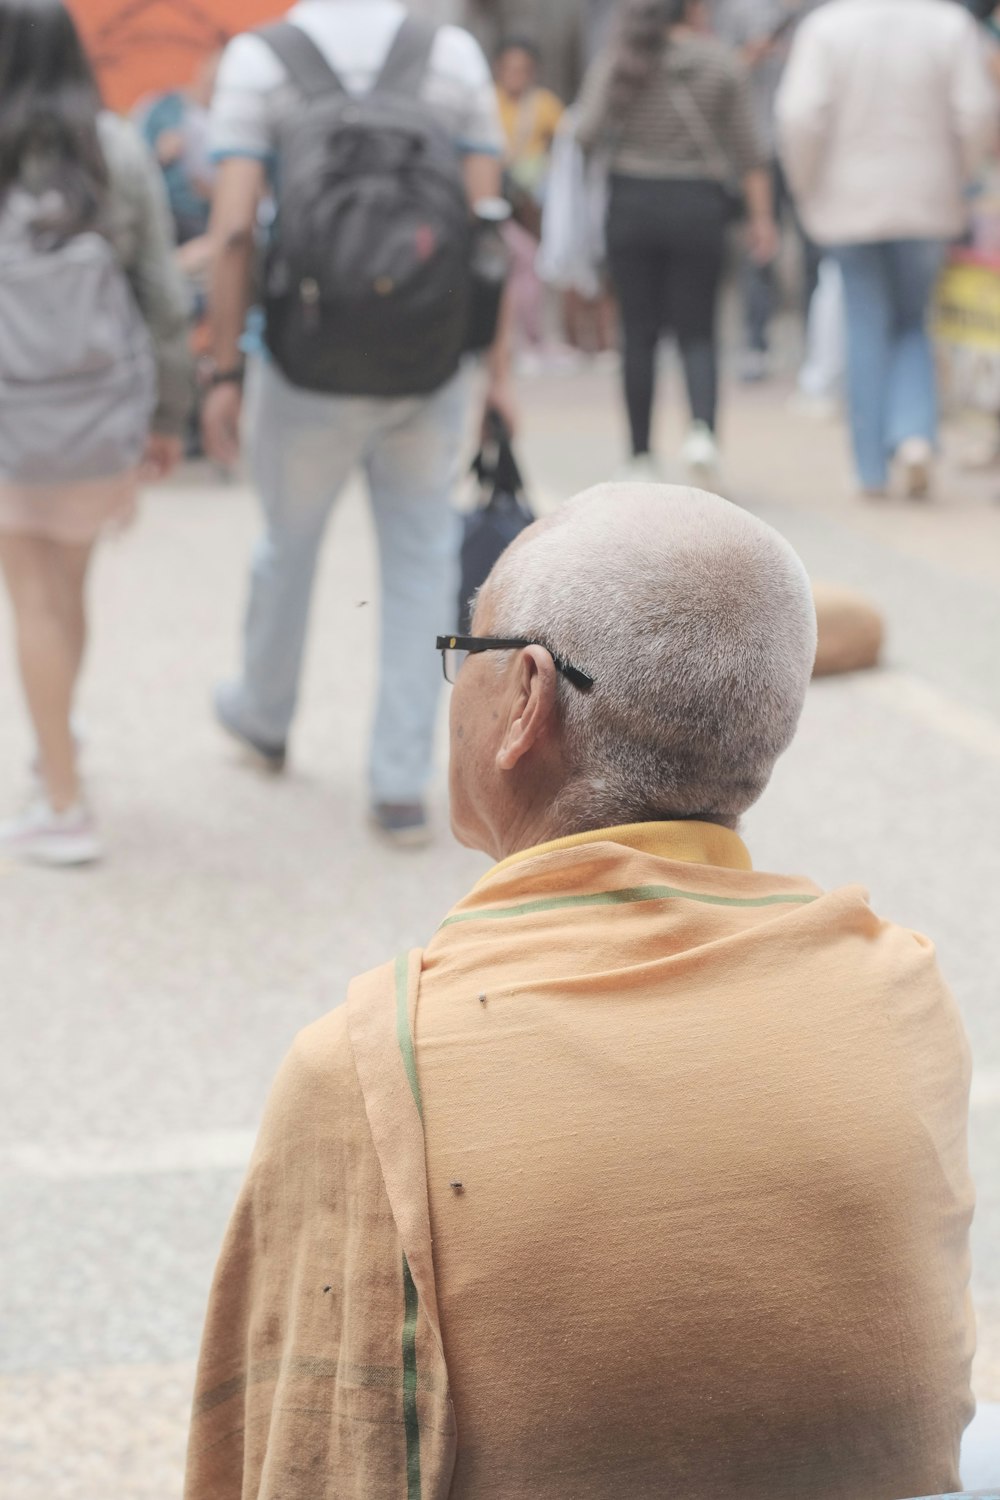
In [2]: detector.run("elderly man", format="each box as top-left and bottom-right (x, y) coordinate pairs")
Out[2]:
(185, 485), (975, 1500)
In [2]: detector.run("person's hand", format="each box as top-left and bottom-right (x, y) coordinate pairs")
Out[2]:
(176, 235), (212, 278)
(155, 129), (185, 167)
(747, 216), (779, 266)
(202, 381), (243, 468)
(141, 432), (183, 482)
(484, 378), (518, 439)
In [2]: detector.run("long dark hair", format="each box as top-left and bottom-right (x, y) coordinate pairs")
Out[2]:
(604, 0), (688, 126)
(0, 0), (108, 238)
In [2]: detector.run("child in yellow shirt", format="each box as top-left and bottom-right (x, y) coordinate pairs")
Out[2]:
(494, 37), (564, 234)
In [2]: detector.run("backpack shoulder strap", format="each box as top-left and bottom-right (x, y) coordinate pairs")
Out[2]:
(255, 20), (348, 102)
(373, 15), (438, 101)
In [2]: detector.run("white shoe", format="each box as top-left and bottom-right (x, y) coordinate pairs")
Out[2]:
(897, 437), (934, 499)
(788, 391), (840, 422)
(617, 453), (665, 484)
(739, 349), (771, 384)
(0, 800), (102, 867)
(514, 349), (544, 378)
(681, 422), (720, 484)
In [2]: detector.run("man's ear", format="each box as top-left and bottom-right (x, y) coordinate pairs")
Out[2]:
(496, 646), (559, 772)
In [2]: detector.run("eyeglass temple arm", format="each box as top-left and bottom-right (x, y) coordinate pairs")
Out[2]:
(554, 658), (595, 691)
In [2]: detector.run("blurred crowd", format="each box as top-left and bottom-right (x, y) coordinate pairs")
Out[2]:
(119, 2), (1000, 469)
(1, 0), (999, 867)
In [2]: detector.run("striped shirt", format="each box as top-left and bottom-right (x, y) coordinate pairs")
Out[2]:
(576, 32), (766, 182)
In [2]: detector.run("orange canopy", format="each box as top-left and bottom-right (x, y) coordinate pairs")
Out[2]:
(70, 0), (290, 112)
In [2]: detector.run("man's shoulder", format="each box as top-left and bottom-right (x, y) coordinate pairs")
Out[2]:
(214, 29), (288, 97)
(801, 884), (951, 999)
(791, 0), (850, 41)
(288, 1003), (354, 1084)
(280, 957), (399, 1092)
(807, 0), (963, 39)
(217, 8), (491, 87)
(429, 20), (494, 83)
(212, 7), (495, 145)
(252, 1004), (359, 1155)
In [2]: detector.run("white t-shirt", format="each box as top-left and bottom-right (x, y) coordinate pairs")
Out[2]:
(210, 0), (503, 163)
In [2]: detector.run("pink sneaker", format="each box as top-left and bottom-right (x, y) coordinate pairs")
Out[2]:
(0, 800), (102, 867)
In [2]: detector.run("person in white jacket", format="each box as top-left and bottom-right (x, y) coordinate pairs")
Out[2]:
(777, 0), (997, 497)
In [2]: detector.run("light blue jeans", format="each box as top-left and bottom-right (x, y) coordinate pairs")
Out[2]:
(831, 239), (946, 490)
(231, 358), (469, 804)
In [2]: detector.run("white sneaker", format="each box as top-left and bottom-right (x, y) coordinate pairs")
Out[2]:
(681, 422), (720, 484)
(897, 437), (934, 499)
(787, 391), (840, 422)
(0, 800), (102, 867)
(739, 349), (771, 384)
(617, 453), (665, 484)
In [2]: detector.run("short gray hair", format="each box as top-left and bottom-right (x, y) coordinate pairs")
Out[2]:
(481, 483), (817, 830)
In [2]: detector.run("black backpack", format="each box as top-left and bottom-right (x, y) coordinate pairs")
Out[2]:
(256, 18), (472, 398)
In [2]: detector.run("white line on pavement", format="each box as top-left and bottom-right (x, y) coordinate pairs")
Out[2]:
(3, 1076), (1000, 1182)
(972, 1068), (1000, 1111)
(857, 671), (1000, 761)
(0, 1130), (256, 1180)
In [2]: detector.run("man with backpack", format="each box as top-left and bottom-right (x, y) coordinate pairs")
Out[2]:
(203, 0), (511, 847)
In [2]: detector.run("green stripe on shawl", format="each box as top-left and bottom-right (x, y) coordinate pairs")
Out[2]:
(402, 1254), (422, 1500)
(396, 951), (423, 1118)
(396, 954), (423, 1497)
(440, 883), (818, 929)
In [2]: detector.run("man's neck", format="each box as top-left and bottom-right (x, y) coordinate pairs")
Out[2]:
(491, 816), (564, 864)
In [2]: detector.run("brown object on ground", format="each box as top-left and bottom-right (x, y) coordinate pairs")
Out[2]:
(812, 581), (885, 677)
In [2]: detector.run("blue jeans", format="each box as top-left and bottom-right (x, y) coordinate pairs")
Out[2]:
(230, 359), (469, 804)
(832, 239), (946, 489)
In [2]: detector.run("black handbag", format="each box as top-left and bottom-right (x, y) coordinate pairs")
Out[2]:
(456, 411), (535, 632)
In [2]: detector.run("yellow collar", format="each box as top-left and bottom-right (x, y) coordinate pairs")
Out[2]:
(482, 821), (752, 885)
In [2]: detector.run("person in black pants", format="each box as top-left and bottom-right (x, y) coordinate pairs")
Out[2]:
(577, 0), (776, 478)
(607, 176), (727, 460)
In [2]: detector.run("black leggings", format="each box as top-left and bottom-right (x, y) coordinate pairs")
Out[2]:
(606, 175), (728, 455)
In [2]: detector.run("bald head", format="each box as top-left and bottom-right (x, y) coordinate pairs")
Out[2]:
(478, 482), (817, 828)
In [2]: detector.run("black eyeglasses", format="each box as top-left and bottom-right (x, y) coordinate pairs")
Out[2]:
(436, 635), (595, 690)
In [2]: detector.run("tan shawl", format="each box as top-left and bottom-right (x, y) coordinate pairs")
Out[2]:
(185, 824), (975, 1500)
(184, 951), (454, 1500)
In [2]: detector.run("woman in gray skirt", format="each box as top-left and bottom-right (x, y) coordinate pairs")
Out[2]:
(0, 0), (192, 865)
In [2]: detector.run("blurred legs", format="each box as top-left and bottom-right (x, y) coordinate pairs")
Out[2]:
(0, 532), (93, 810)
(226, 360), (471, 797)
(366, 370), (469, 805)
(233, 360), (363, 747)
(884, 238), (945, 456)
(607, 240), (665, 456)
(834, 238), (944, 490)
(834, 244), (895, 490)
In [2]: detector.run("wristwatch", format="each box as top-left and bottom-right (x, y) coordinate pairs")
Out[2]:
(199, 358), (245, 389)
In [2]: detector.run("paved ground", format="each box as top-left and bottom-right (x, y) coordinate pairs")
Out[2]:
(2, 357), (999, 1497)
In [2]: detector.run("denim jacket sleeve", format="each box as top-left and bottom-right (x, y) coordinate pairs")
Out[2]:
(99, 113), (195, 437)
